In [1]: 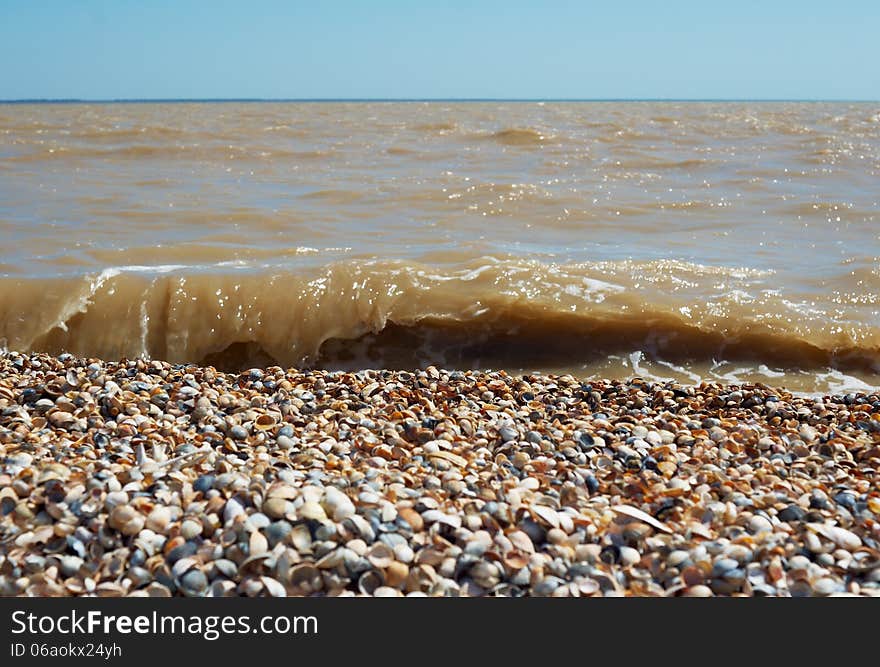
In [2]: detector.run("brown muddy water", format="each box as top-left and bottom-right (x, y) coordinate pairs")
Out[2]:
(1, 101), (879, 394)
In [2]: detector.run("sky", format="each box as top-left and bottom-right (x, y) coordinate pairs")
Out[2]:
(1, 0), (878, 100)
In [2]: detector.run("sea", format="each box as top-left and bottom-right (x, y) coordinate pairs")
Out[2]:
(1, 101), (878, 394)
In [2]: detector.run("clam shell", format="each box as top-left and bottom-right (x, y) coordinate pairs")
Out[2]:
(358, 569), (384, 595)
(610, 505), (672, 534)
(366, 543), (394, 569)
(254, 414), (276, 431)
(288, 564), (322, 593)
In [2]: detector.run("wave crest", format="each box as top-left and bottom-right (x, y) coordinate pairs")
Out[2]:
(1, 259), (877, 381)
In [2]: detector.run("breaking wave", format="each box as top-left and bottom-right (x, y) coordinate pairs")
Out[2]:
(2, 259), (878, 388)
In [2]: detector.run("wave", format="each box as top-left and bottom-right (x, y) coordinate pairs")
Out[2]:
(1, 259), (878, 380)
(67, 125), (190, 141)
(610, 157), (715, 171)
(4, 143), (311, 162)
(480, 127), (554, 146)
(410, 121), (458, 132)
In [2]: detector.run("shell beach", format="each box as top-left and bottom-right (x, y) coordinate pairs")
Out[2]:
(2, 101), (879, 597)
(2, 351), (878, 597)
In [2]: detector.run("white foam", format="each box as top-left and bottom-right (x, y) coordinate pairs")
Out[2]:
(655, 359), (702, 382)
(807, 369), (880, 396)
(626, 351), (672, 382)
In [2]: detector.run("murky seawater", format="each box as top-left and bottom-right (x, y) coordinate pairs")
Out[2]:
(1, 101), (879, 393)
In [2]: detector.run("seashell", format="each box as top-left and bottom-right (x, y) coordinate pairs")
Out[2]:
(213, 559), (238, 579)
(48, 410), (76, 428)
(108, 505), (144, 535)
(682, 585), (714, 598)
(366, 543), (394, 569)
(503, 550), (530, 571)
(343, 514), (375, 542)
(578, 579), (600, 596)
(239, 577), (264, 597)
(6, 353), (879, 599)
(263, 498), (290, 520)
(37, 464), (71, 484)
(427, 450), (467, 467)
(288, 564), (322, 593)
(508, 530), (536, 553)
(289, 524), (312, 552)
(610, 505), (672, 534)
(421, 509), (462, 528)
(171, 557), (199, 578)
(95, 582), (126, 597)
(261, 576), (287, 597)
(223, 497), (246, 523)
(254, 414), (276, 431)
(681, 566), (704, 586)
(398, 507), (424, 531)
(180, 519), (203, 540)
(266, 482), (298, 500)
(808, 523), (861, 550)
(64, 578), (86, 595)
(384, 561), (409, 588)
(249, 530), (268, 556)
(145, 506), (171, 533)
(238, 553), (271, 574)
(145, 583), (172, 598)
(405, 564), (438, 593)
(358, 569), (384, 595)
(210, 580), (238, 597)
(468, 560), (500, 589)
(297, 501), (327, 522)
(44, 381), (63, 398)
(531, 505), (560, 529)
(322, 486), (356, 521)
(316, 548), (344, 569)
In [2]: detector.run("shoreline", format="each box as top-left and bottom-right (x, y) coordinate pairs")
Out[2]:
(1, 351), (878, 597)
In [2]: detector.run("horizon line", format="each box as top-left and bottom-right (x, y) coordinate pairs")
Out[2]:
(1, 97), (879, 104)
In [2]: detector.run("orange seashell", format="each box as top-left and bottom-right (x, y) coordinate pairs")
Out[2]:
(253, 414), (276, 430)
(163, 535), (185, 555)
(503, 550), (529, 570)
(681, 566), (704, 587)
(372, 444), (394, 460)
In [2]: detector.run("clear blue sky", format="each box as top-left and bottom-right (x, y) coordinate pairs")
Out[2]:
(1, 0), (877, 100)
